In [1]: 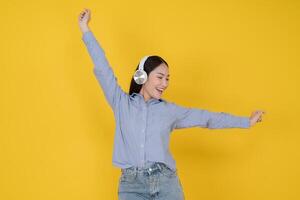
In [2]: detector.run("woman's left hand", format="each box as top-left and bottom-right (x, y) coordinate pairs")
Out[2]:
(250, 110), (266, 127)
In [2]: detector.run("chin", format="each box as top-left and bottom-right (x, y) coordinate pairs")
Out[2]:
(154, 94), (162, 99)
(152, 91), (163, 99)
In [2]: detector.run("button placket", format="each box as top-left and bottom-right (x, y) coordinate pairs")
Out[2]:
(140, 104), (148, 166)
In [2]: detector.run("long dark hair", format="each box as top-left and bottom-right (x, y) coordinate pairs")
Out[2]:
(129, 55), (168, 95)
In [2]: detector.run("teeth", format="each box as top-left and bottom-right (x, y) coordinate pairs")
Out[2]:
(156, 88), (163, 93)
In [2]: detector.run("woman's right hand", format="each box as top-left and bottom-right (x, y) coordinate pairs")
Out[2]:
(78, 8), (91, 33)
(249, 110), (266, 127)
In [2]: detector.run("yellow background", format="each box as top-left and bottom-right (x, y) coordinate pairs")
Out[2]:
(1, 0), (299, 199)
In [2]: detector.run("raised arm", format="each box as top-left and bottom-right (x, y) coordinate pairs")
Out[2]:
(78, 9), (126, 111)
(171, 103), (251, 129)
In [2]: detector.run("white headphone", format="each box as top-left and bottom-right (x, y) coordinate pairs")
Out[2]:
(133, 55), (151, 85)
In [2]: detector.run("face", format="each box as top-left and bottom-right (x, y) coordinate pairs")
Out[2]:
(139, 63), (170, 101)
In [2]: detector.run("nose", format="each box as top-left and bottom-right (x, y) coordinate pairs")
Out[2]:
(162, 79), (168, 88)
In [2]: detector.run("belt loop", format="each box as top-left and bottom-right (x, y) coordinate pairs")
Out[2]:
(134, 167), (137, 174)
(157, 163), (162, 171)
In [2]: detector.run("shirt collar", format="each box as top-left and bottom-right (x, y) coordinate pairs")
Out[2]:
(130, 92), (165, 104)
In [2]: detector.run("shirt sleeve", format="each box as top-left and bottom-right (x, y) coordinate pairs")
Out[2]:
(172, 103), (250, 129)
(82, 31), (126, 111)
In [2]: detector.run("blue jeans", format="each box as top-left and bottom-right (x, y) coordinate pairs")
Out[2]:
(118, 162), (185, 200)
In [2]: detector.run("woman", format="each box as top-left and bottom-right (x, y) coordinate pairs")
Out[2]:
(78, 8), (265, 200)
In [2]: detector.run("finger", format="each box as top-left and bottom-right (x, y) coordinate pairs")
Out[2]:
(258, 116), (262, 122)
(255, 112), (261, 117)
(80, 12), (86, 19)
(256, 111), (264, 116)
(257, 118), (261, 122)
(257, 116), (262, 121)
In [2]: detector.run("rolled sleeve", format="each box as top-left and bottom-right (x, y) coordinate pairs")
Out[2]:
(82, 31), (126, 111)
(172, 103), (250, 129)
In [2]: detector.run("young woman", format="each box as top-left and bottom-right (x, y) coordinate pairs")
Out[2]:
(78, 8), (265, 200)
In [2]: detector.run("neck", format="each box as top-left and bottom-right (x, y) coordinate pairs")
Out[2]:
(139, 88), (151, 102)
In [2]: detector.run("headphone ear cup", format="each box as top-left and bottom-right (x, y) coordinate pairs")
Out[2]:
(134, 69), (148, 85)
(134, 55), (150, 85)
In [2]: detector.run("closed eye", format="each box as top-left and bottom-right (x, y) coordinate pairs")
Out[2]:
(158, 76), (169, 82)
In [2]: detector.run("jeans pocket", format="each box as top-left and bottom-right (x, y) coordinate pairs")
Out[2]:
(120, 170), (137, 183)
(160, 166), (177, 178)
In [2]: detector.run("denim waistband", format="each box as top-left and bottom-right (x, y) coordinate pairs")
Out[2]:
(121, 162), (172, 175)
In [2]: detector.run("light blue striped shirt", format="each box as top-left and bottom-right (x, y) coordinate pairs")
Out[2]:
(82, 31), (250, 171)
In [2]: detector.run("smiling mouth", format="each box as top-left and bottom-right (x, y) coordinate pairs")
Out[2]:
(156, 88), (163, 94)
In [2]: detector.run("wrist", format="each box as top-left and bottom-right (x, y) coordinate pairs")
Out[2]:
(80, 25), (90, 33)
(249, 118), (255, 127)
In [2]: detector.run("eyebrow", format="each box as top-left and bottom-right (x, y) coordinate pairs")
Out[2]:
(157, 72), (170, 77)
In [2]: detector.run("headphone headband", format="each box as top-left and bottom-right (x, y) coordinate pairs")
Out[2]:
(138, 55), (151, 70)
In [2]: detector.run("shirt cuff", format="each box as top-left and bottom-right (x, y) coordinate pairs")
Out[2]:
(239, 117), (251, 128)
(82, 31), (93, 43)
